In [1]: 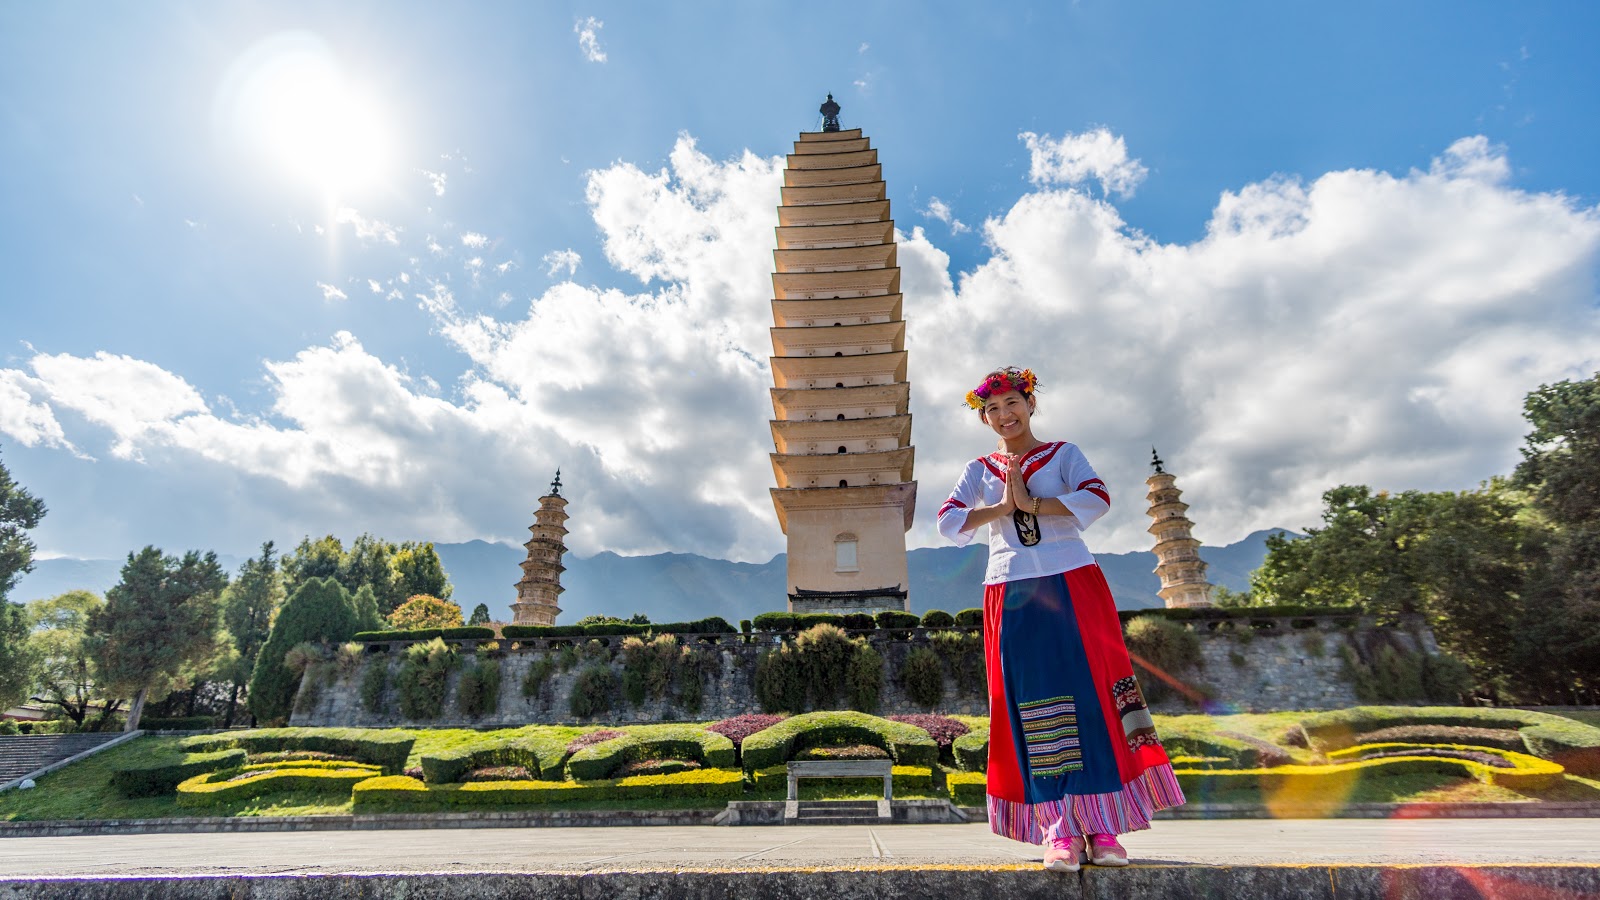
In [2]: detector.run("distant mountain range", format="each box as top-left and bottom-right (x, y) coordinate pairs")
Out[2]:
(14, 530), (1292, 624)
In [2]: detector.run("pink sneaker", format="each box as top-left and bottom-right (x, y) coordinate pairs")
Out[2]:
(1087, 833), (1128, 866)
(1042, 835), (1084, 873)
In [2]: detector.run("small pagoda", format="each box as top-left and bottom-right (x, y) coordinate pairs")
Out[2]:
(512, 470), (569, 625)
(766, 95), (916, 615)
(1145, 449), (1214, 609)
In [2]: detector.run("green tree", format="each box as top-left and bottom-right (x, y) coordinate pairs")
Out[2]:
(0, 601), (35, 714)
(88, 547), (228, 731)
(392, 541), (452, 604)
(1514, 370), (1600, 701)
(282, 535), (344, 597)
(217, 543), (286, 726)
(0, 449), (47, 604)
(341, 533), (407, 614)
(468, 603), (491, 626)
(0, 450), (46, 711)
(351, 584), (385, 632)
(388, 594), (463, 630)
(24, 590), (114, 728)
(246, 576), (359, 725)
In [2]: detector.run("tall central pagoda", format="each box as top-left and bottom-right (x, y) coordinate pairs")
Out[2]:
(767, 95), (916, 615)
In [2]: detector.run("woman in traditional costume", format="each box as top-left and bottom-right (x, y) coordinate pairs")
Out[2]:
(936, 367), (1185, 872)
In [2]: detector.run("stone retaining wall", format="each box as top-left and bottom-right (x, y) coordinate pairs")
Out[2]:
(290, 617), (1439, 727)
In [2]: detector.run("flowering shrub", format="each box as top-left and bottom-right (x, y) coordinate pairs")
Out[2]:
(888, 714), (970, 748)
(464, 765), (535, 781)
(706, 714), (788, 748)
(388, 594), (465, 631)
(565, 729), (627, 756)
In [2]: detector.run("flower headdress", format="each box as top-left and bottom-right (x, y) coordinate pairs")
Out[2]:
(965, 367), (1038, 410)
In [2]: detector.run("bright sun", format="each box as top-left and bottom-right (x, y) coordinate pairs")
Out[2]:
(217, 33), (394, 196)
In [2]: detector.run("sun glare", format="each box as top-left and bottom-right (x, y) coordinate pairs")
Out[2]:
(216, 33), (394, 197)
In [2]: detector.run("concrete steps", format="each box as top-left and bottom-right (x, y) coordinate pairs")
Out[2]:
(0, 733), (122, 785)
(791, 800), (883, 825)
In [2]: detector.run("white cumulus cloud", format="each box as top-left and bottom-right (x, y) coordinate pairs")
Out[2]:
(922, 197), (969, 234)
(541, 249), (581, 278)
(575, 17), (607, 63)
(317, 282), (348, 302)
(1020, 127), (1149, 197)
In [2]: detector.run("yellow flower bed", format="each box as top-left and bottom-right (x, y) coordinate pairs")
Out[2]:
(1175, 747), (1563, 794)
(351, 768), (746, 810)
(946, 770), (987, 806)
(175, 763), (383, 808)
(1322, 743), (1565, 790)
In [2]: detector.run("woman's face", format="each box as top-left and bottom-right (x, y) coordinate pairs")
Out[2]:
(980, 390), (1034, 441)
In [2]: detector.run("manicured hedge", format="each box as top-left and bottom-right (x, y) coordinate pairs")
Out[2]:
(109, 748), (247, 798)
(501, 625), (587, 639)
(1324, 742), (1565, 789)
(352, 768), (745, 810)
(740, 711), (938, 772)
(1174, 751), (1564, 793)
(1296, 706), (1600, 774)
(1158, 721), (1270, 768)
(354, 627), (496, 642)
(1118, 604), (1360, 624)
(946, 770), (987, 806)
(175, 762), (382, 807)
(180, 727), (415, 775)
(750, 764), (934, 793)
(953, 608), (983, 629)
(565, 725), (735, 781)
(919, 610), (955, 629)
(753, 612), (846, 633)
(419, 730), (571, 784)
(874, 611), (920, 630)
(1519, 722), (1600, 777)
(841, 614), (877, 630)
(952, 729), (989, 773)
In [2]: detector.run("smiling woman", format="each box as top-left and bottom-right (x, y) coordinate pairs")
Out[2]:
(214, 32), (396, 196)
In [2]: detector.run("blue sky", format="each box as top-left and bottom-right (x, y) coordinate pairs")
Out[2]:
(2, 1), (1598, 566)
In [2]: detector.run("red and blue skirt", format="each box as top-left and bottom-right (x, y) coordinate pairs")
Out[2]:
(983, 564), (1185, 843)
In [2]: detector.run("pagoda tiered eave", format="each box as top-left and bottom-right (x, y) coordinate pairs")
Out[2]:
(771, 383), (909, 420)
(771, 446), (915, 489)
(770, 414), (912, 453)
(770, 321), (905, 356)
(784, 164), (883, 188)
(771, 295), (902, 327)
(770, 482), (917, 533)
(775, 220), (894, 250)
(770, 352), (907, 389)
(774, 243), (896, 273)
(785, 149), (878, 170)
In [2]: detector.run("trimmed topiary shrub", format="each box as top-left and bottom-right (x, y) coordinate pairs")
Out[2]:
(353, 768), (745, 810)
(875, 611), (919, 630)
(176, 762), (382, 807)
(109, 748), (247, 798)
(947, 770), (987, 805)
(501, 624), (587, 640)
(181, 727), (415, 774)
(899, 646), (945, 708)
(739, 710), (938, 772)
(841, 613), (877, 630)
(137, 716), (218, 731)
(752, 612), (796, 632)
(1297, 706), (1600, 774)
(564, 725), (735, 781)
(919, 610), (955, 629)
(749, 764), (934, 794)
(1156, 720), (1271, 768)
(953, 728), (989, 772)
(706, 714), (788, 750)
(420, 729), (571, 784)
(953, 608), (984, 629)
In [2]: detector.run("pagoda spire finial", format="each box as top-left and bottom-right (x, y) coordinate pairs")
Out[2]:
(1151, 447), (1165, 475)
(549, 468), (562, 497)
(819, 93), (841, 132)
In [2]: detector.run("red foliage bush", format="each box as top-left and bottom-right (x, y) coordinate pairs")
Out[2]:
(465, 765), (536, 781)
(565, 729), (628, 756)
(888, 714), (970, 747)
(706, 714), (788, 748)
(795, 744), (889, 761)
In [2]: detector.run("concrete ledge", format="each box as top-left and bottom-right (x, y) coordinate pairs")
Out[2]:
(957, 802), (1600, 820)
(0, 808), (720, 838)
(3, 865), (1600, 900)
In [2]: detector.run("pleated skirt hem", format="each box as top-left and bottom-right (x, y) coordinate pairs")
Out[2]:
(985, 762), (1186, 843)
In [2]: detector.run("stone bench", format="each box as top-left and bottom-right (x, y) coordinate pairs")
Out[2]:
(785, 760), (893, 801)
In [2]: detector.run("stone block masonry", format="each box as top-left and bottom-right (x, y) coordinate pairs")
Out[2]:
(290, 618), (1440, 727)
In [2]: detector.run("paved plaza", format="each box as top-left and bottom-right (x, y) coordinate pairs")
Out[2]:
(2, 818), (1598, 876)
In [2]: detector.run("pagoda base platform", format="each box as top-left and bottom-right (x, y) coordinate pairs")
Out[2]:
(789, 586), (908, 616)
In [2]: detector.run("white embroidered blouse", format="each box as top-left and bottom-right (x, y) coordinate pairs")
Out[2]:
(935, 440), (1111, 585)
